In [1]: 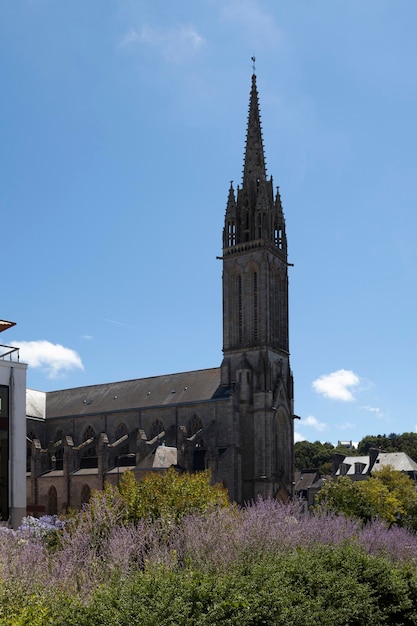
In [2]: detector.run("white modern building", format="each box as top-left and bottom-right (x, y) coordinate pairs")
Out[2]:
(0, 320), (27, 528)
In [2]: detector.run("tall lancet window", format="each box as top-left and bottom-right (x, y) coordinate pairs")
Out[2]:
(274, 225), (284, 249)
(227, 221), (236, 246)
(253, 271), (258, 343)
(238, 274), (243, 345)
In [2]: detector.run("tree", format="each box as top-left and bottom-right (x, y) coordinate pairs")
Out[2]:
(118, 468), (230, 524)
(356, 432), (417, 464)
(396, 432), (417, 462)
(372, 465), (417, 529)
(316, 467), (417, 529)
(316, 476), (368, 520)
(357, 479), (401, 525)
(295, 440), (357, 475)
(357, 435), (392, 455)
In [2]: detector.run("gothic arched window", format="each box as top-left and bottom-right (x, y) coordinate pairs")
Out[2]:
(187, 415), (203, 438)
(114, 422), (128, 441)
(238, 274), (243, 345)
(114, 422), (129, 455)
(54, 429), (65, 443)
(80, 484), (91, 506)
(47, 486), (58, 515)
(82, 425), (96, 458)
(149, 420), (165, 441)
(253, 271), (258, 343)
(227, 221), (236, 246)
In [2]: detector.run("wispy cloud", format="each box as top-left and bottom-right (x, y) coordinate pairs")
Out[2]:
(361, 405), (383, 415)
(361, 405), (390, 422)
(105, 318), (136, 329)
(120, 28), (139, 48)
(303, 415), (327, 432)
(120, 23), (205, 62)
(82, 334), (93, 340)
(14, 340), (84, 379)
(312, 369), (360, 401)
(339, 421), (356, 430)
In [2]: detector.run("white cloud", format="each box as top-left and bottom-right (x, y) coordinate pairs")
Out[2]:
(294, 431), (306, 443)
(312, 369), (360, 401)
(127, 23), (204, 62)
(303, 415), (327, 432)
(339, 421), (356, 430)
(14, 340), (84, 379)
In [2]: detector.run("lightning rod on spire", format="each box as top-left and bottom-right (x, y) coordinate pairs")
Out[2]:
(251, 55), (256, 73)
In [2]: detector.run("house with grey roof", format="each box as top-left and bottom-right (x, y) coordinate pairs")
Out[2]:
(334, 449), (417, 482)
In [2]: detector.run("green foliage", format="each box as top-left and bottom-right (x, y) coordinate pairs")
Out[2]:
(295, 440), (357, 475)
(6, 545), (417, 626)
(357, 431), (417, 462)
(357, 478), (402, 525)
(118, 468), (230, 524)
(316, 476), (370, 520)
(4, 496), (417, 624)
(373, 465), (417, 530)
(297, 431), (417, 474)
(317, 467), (417, 529)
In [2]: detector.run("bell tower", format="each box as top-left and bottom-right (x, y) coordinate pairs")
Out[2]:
(221, 72), (294, 503)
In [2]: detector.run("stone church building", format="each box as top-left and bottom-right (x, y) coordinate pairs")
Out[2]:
(26, 73), (295, 515)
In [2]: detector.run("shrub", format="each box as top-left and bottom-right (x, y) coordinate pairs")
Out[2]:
(118, 468), (230, 524)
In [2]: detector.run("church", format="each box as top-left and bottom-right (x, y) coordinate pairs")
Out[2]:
(25, 72), (295, 514)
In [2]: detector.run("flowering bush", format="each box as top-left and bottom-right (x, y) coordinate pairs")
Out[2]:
(19, 515), (65, 539)
(0, 498), (417, 624)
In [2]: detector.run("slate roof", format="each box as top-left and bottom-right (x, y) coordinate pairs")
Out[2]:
(294, 470), (321, 491)
(40, 367), (227, 419)
(335, 452), (417, 476)
(26, 389), (46, 420)
(335, 456), (370, 476)
(373, 452), (417, 473)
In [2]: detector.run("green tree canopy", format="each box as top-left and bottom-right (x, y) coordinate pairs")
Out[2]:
(316, 467), (417, 528)
(356, 432), (417, 462)
(295, 440), (357, 475)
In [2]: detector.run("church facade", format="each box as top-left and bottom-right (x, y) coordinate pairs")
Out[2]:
(26, 73), (295, 514)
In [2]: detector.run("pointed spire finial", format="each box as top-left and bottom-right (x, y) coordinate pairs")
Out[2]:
(251, 54), (256, 74)
(243, 68), (266, 184)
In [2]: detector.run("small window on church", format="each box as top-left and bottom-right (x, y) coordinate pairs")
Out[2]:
(274, 227), (283, 249)
(228, 221), (236, 246)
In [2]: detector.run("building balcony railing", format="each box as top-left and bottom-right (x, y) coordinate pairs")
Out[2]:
(0, 345), (20, 361)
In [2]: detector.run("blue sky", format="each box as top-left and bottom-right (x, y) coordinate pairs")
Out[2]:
(2, 1), (417, 446)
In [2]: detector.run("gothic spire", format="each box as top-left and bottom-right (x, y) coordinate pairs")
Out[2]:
(243, 74), (267, 185)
